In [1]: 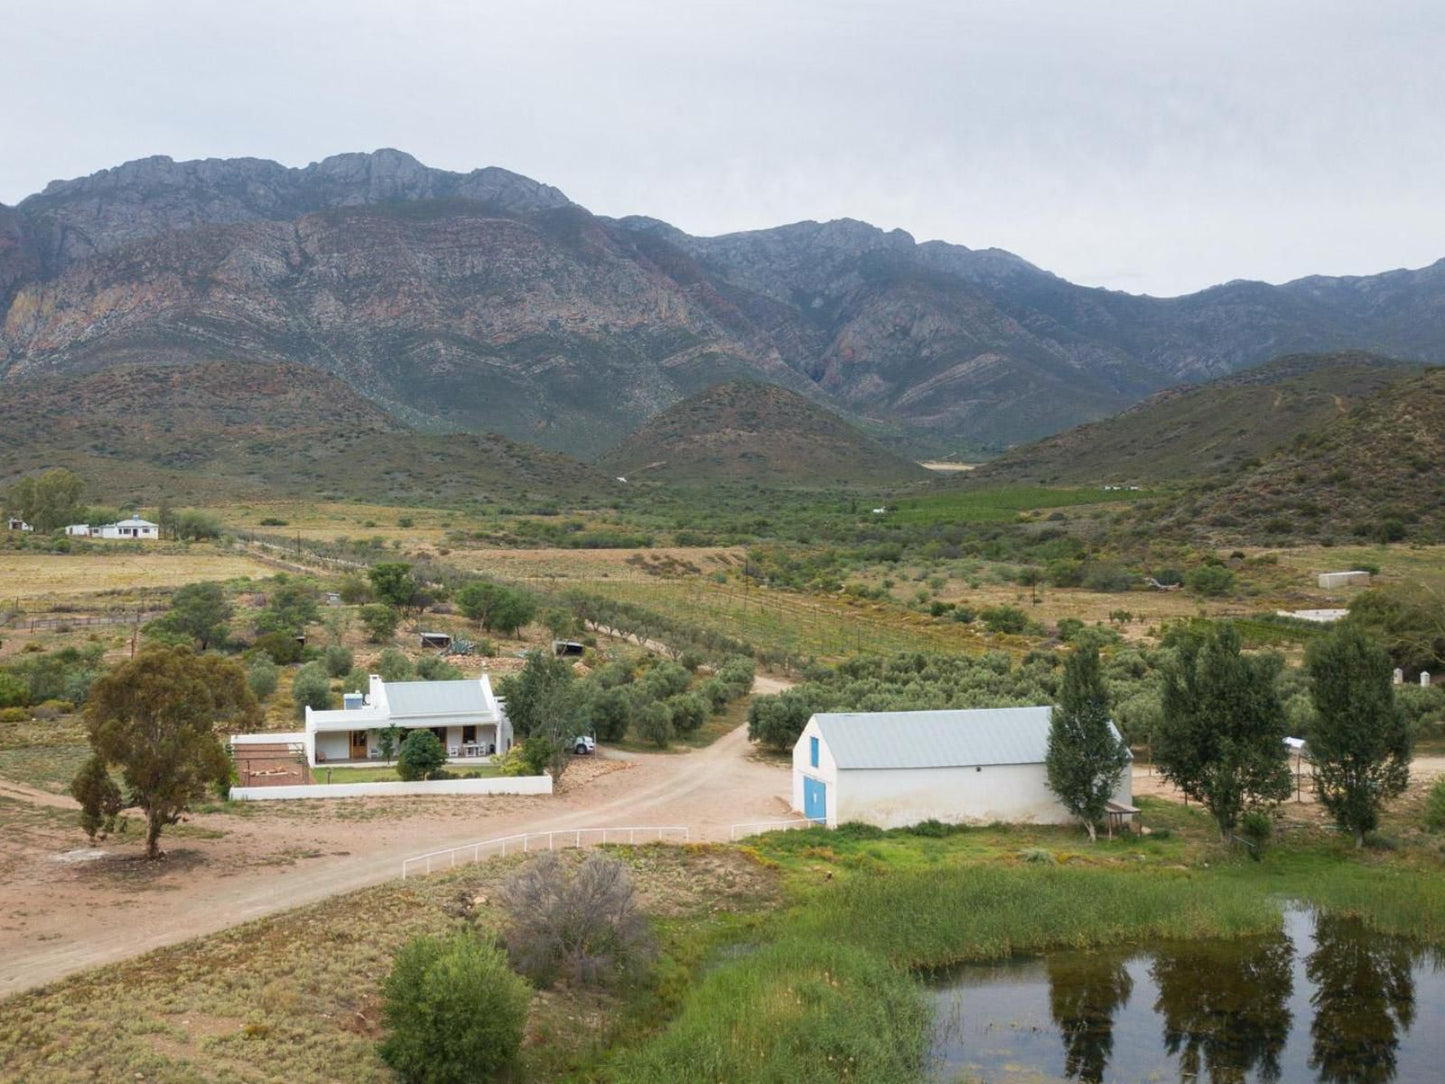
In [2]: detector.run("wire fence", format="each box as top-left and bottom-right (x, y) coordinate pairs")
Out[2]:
(400, 825), (691, 879)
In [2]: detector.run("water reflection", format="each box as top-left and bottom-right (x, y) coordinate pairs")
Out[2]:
(1047, 953), (1133, 1082)
(1151, 928), (1293, 1082)
(1308, 913), (1418, 1083)
(927, 909), (1442, 1083)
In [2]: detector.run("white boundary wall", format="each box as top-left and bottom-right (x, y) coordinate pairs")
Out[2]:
(230, 775), (552, 801)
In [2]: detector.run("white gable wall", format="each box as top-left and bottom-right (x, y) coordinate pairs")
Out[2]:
(792, 715), (1132, 830)
(792, 716), (840, 824)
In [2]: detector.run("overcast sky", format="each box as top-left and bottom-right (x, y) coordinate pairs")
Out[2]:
(3, 0), (1442, 296)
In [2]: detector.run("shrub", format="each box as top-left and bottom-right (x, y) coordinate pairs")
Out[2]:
(1081, 562), (1134, 593)
(359, 603), (399, 644)
(292, 662), (332, 716)
(0, 706), (30, 723)
(322, 644), (353, 678)
(1186, 565), (1235, 597)
(377, 648), (414, 683)
(1375, 518), (1407, 544)
(397, 729), (446, 781)
(1238, 810), (1273, 859)
(905, 818), (965, 838)
(0, 670), (28, 708)
(245, 655), (279, 701)
(500, 852), (655, 988)
(981, 605), (1029, 635)
(1425, 777), (1445, 833)
(379, 933), (530, 1084)
(416, 655), (462, 681)
(337, 574), (372, 605)
(252, 631), (303, 665)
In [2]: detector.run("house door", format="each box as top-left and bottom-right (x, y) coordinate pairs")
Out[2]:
(803, 777), (827, 823)
(350, 731), (369, 759)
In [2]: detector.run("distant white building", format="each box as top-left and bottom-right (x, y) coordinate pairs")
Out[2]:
(793, 707), (1132, 830)
(66, 517), (160, 540)
(6, 517), (32, 532)
(1318, 570), (1371, 589)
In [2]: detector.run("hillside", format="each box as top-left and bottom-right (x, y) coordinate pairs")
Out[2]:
(0, 361), (614, 505)
(598, 381), (930, 486)
(1157, 366), (1445, 543)
(970, 353), (1418, 485)
(4, 150), (1445, 456)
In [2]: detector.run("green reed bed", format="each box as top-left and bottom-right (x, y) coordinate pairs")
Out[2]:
(795, 863), (1281, 969)
(613, 938), (930, 1084)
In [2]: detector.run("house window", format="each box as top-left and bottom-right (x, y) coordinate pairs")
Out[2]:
(810, 736), (819, 768)
(462, 725), (477, 744)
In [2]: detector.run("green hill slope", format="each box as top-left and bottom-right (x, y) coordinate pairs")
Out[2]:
(0, 361), (614, 505)
(970, 353), (1416, 485)
(1159, 366), (1445, 542)
(598, 381), (930, 487)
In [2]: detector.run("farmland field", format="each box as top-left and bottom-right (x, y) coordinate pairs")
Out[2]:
(0, 550), (275, 603)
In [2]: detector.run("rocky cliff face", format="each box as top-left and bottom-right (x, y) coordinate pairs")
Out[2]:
(3, 150), (1444, 458)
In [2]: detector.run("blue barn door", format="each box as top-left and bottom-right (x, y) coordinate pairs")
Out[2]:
(803, 777), (827, 824)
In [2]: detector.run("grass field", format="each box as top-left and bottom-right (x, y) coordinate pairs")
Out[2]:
(0, 550), (273, 603)
(0, 718), (89, 794)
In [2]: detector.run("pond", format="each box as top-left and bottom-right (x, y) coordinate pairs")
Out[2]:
(928, 907), (1444, 1083)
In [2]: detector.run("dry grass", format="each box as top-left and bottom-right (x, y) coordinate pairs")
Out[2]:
(0, 844), (777, 1083)
(0, 550), (273, 603)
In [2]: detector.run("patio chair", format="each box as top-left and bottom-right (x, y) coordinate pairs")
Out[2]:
(449, 746), (460, 757)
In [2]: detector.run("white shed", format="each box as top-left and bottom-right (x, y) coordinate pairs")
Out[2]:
(1318, 570), (1371, 589)
(792, 707), (1132, 830)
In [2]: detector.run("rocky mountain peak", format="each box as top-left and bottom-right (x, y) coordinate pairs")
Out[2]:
(17, 149), (574, 265)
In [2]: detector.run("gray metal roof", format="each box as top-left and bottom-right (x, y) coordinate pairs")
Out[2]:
(385, 679), (491, 720)
(812, 707), (1125, 770)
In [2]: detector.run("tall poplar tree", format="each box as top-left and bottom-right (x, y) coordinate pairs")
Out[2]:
(1306, 624), (1412, 848)
(1046, 643), (1131, 842)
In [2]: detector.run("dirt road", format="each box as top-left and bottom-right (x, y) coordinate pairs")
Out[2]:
(0, 718), (791, 998)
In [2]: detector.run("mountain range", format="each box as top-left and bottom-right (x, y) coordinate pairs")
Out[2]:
(4, 149), (1445, 459)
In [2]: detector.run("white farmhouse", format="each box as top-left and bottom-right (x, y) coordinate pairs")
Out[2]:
(792, 707), (1132, 830)
(97, 517), (160, 540)
(299, 674), (514, 767)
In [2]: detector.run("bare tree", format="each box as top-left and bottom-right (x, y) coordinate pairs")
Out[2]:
(499, 852), (654, 987)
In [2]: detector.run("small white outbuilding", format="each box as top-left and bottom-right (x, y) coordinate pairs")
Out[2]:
(792, 707), (1132, 830)
(1317, 570), (1371, 589)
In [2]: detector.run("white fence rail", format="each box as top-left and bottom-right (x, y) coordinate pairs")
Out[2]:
(401, 825), (690, 879)
(729, 818), (824, 841)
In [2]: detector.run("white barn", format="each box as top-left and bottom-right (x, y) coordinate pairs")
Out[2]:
(792, 707), (1132, 830)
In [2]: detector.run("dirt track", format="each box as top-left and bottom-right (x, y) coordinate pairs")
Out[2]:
(0, 721), (792, 998)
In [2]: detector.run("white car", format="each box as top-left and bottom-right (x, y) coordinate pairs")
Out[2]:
(573, 735), (597, 755)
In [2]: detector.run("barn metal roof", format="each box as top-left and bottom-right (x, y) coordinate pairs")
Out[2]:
(811, 707), (1126, 770)
(384, 679), (494, 721)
